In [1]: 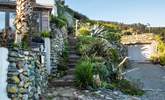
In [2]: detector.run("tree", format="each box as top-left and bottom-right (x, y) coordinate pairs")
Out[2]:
(14, 0), (35, 45)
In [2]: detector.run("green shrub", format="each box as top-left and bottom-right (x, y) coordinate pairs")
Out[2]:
(93, 62), (109, 81)
(159, 52), (165, 65)
(77, 36), (97, 44)
(100, 81), (115, 90)
(106, 48), (120, 63)
(103, 31), (121, 43)
(150, 54), (160, 64)
(112, 79), (144, 96)
(76, 36), (97, 55)
(150, 35), (165, 65)
(77, 27), (90, 36)
(41, 31), (50, 38)
(90, 56), (105, 63)
(50, 15), (67, 28)
(75, 60), (94, 89)
(78, 44), (91, 55)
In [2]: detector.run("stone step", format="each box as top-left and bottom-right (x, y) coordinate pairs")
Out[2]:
(49, 79), (74, 87)
(62, 75), (75, 80)
(68, 55), (80, 59)
(69, 46), (76, 50)
(68, 60), (78, 64)
(68, 58), (79, 61)
(67, 68), (76, 75)
(51, 69), (57, 74)
(68, 50), (78, 54)
(68, 38), (77, 41)
(68, 62), (77, 65)
(68, 63), (76, 68)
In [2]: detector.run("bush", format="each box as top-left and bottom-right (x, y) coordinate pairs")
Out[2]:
(150, 54), (160, 64)
(41, 31), (50, 38)
(103, 31), (121, 43)
(100, 81), (115, 90)
(93, 62), (109, 81)
(78, 44), (91, 55)
(75, 60), (94, 89)
(77, 27), (90, 36)
(159, 52), (165, 65)
(50, 15), (67, 28)
(150, 35), (165, 65)
(106, 48), (120, 63)
(76, 36), (97, 55)
(77, 36), (96, 45)
(112, 79), (144, 96)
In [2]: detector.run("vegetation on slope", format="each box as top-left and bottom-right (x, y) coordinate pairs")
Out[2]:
(74, 20), (144, 96)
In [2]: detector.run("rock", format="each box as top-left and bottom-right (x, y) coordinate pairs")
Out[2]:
(113, 91), (119, 95)
(7, 48), (49, 99)
(78, 95), (84, 99)
(23, 71), (28, 76)
(9, 52), (18, 57)
(105, 96), (113, 100)
(24, 51), (29, 56)
(9, 63), (17, 68)
(8, 68), (18, 73)
(8, 72), (19, 77)
(19, 81), (25, 87)
(16, 62), (23, 69)
(18, 94), (23, 98)
(19, 88), (26, 93)
(11, 76), (20, 84)
(24, 82), (30, 88)
(18, 69), (24, 73)
(22, 94), (28, 100)
(7, 86), (18, 93)
(8, 57), (16, 62)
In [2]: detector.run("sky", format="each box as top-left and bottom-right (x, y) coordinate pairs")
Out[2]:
(65, 0), (165, 27)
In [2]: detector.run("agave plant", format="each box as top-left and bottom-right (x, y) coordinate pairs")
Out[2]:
(91, 25), (107, 37)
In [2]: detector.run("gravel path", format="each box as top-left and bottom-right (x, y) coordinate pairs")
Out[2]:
(125, 62), (165, 100)
(43, 62), (165, 100)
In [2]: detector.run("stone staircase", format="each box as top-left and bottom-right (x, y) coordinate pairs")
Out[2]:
(49, 34), (80, 87)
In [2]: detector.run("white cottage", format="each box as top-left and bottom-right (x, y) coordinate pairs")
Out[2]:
(121, 33), (156, 62)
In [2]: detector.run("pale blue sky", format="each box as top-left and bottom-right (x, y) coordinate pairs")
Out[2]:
(65, 0), (165, 27)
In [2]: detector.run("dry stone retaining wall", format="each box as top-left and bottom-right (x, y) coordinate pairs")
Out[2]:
(7, 48), (48, 100)
(50, 24), (66, 76)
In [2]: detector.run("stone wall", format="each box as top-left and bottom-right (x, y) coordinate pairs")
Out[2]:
(50, 23), (67, 76)
(7, 48), (48, 100)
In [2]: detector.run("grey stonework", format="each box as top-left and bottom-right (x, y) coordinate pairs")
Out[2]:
(7, 48), (48, 100)
(50, 23), (67, 76)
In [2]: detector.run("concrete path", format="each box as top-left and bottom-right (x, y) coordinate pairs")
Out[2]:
(125, 62), (165, 100)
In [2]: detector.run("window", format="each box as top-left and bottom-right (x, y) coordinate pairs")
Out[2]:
(0, 11), (42, 34)
(9, 12), (16, 30)
(0, 12), (5, 32)
(0, 0), (15, 2)
(31, 11), (42, 37)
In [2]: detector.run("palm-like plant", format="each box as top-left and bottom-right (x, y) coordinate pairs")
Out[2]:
(14, 0), (35, 45)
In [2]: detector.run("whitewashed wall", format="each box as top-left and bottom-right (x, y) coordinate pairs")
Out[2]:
(36, 0), (54, 6)
(36, 0), (58, 16)
(0, 48), (9, 100)
(44, 38), (51, 74)
(128, 44), (155, 62)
